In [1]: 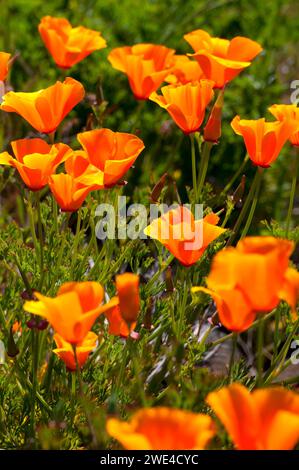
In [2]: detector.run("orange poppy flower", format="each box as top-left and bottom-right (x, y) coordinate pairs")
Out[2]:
(165, 55), (204, 85)
(144, 206), (226, 267)
(104, 304), (136, 338)
(192, 236), (299, 332)
(231, 115), (298, 167)
(39, 16), (106, 69)
(12, 321), (22, 334)
(24, 281), (118, 344)
(206, 383), (299, 450)
(53, 331), (98, 371)
(116, 273), (140, 324)
(107, 407), (215, 450)
(77, 128), (145, 186)
(108, 44), (175, 100)
(268, 104), (299, 147)
(49, 150), (104, 211)
(0, 52), (11, 82)
(204, 89), (224, 143)
(0, 77), (85, 134)
(0, 138), (71, 190)
(184, 29), (262, 88)
(150, 81), (214, 134)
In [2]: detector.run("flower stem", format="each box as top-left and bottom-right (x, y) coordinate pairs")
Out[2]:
(198, 141), (213, 197)
(228, 333), (237, 383)
(285, 153), (298, 236)
(222, 154), (249, 195)
(240, 167), (263, 239)
(257, 317), (265, 387)
(36, 192), (45, 290)
(226, 166), (262, 246)
(190, 133), (198, 203)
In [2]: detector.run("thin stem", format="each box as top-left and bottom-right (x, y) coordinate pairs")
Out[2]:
(190, 133), (198, 203)
(285, 153), (298, 236)
(36, 192), (45, 290)
(30, 330), (39, 437)
(198, 141), (213, 196)
(257, 317), (265, 387)
(70, 372), (76, 421)
(240, 167), (263, 239)
(228, 333), (237, 383)
(226, 167), (261, 246)
(145, 254), (174, 294)
(222, 154), (249, 195)
(70, 208), (82, 273)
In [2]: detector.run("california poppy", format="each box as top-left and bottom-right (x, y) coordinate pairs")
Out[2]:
(108, 44), (175, 100)
(104, 304), (136, 338)
(184, 29), (262, 88)
(49, 150), (104, 211)
(0, 52), (11, 82)
(107, 407), (215, 450)
(0, 138), (71, 190)
(144, 206), (226, 267)
(204, 90), (224, 143)
(268, 104), (299, 147)
(24, 281), (118, 344)
(231, 115), (298, 167)
(0, 77), (85, 134)
(165, 55), (204, 85)
(77, 128), (145, 186)
(192, 236), (299, 332)
(53, 331), (98, 371)
(150, 81), (214, 134)
(39, 16), (106, 69)
(206, 383), (299, 450)
(116, 273), (140, 325)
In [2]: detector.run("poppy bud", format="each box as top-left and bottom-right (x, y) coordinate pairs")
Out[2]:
(204, 90), (224, 143)
(116, 273), (140, 325)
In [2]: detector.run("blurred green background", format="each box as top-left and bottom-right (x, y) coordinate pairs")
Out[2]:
(1, 0), (299, 231)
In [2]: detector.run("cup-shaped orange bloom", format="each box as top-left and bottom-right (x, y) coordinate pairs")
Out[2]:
(104, 304), (136, 338)
(0, 77), (85, 134)
(39, 16), (107, 69)
(107, 407), (215, 450)
(116, 273), (140, 324)
(53, 331), (98, 371)
(206, 383), (299, 450)
(0, 52), (11, 82)
(165, 55), (204, 85)
(77, 128), (144, 186)
(184, 29), (262, 89)
(144, 206), (226, 267)
(24, 281), (118, 344)
(231, 115), (298, 167)
(0, 138), (71, 190)
(49, 150), (104, 212)
(150, 81), (214, 134)
(192, 236), (299, 332)
(108, 44), (175, 100)
(269, 104), (299, 147)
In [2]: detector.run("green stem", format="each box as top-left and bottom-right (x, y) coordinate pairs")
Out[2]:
(70, 372), (77, 421)
(145, 254), (174, 294)
(190, 133), (198, 203)
(228, 333), (237, 383)
(71, 208), (82, 273)
(226, 167), (261, 246)
(36, 192), (45, 290)
(222, 154), (249, 195)
(240, 167), (263, 239)
(285, 154), (298, 236)
(257, 317), (265, 386)
(198, 141), (213, 196)
(30, 330), (39, 437)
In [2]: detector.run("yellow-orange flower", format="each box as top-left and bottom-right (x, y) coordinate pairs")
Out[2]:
(24, 281), (118, 344)
(0, 52), (11, 82)
(268, 104), (299, 147)
(184, 29), (262, 88)
(192, 236), (299, 332)
(49, 150), (103, 211)
(53, 331), (98, 371)
(144, 206), (226, 266)
(150, 81), (214, 134)
(206, 383), (299, 450)
(104, 273), (140, 337)
(165, 55), (204, 85)
(0, 138), (71, 190)
(77, 128), (144, 186)
(107, 407), (215, 450)
(108, 44), (175, 100)
(39, 16), (106, 69)
(231, 115), (298, 167)
(0, 77), (84, 134)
